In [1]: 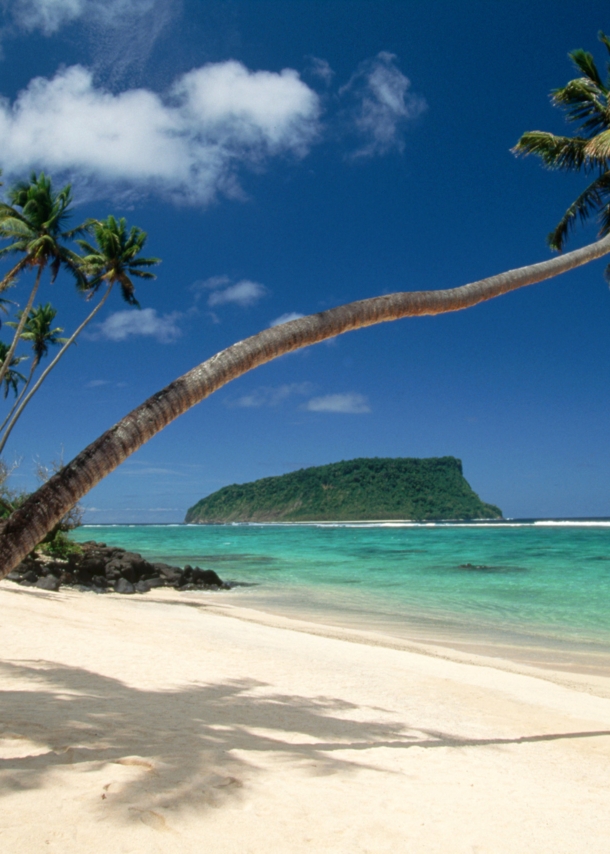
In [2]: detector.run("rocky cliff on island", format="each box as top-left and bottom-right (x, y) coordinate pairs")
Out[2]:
(186, 456), (502, 523)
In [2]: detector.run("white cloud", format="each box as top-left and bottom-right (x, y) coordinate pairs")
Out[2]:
(11, 0), (152, 35)
(12, 0), (86, 34)
(341, 52), (426, 158)
(85, 378), (109, 388)
(207, 279), (267, 308)
(90, 308), (182, 342)
(228, 382), (314, 409)
(269, 311), (306, 327)
(304, 392), (371, 414)
(307, 57), (335, 85)
(0, 61), (320, 204)
(193, 275), (231, 293)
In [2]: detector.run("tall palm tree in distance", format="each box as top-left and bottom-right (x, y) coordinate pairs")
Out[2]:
(513, 31), (610, 264)
(0, 216), (160, 456)
(0, 303), (67, 434)
(0, 341), (26, 401)
(76, 215), (160, 306)
(0, 173), (88, 390)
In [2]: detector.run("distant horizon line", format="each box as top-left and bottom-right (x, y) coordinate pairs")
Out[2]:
(77, 517), (610, 527)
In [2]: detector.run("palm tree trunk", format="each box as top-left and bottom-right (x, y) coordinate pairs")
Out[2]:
(0, 358), (38, 434)
(0, 257), (30, 294)
(1, 235), (610, 574)
(0, 265), (43, 390)
(0, 284), (114, 456)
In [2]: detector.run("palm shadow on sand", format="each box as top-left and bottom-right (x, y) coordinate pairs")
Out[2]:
(0, 658), (609, 823)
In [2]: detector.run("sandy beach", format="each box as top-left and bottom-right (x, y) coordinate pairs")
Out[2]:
(0, 582), (609, 853)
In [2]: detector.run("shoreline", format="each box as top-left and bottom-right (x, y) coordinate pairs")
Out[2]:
(1, 582), (609, 852)
(4, 577), (610, 685)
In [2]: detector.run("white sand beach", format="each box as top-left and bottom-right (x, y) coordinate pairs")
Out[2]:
(0, 582), (609, 853)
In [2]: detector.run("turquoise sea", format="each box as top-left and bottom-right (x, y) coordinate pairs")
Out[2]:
(72, 522), (610, 669)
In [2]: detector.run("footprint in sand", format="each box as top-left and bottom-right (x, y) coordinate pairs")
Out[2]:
(128, 808), (171, 832)
(113, 756), (157, 773)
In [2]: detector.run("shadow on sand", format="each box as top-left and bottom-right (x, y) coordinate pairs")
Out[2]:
(1, 658), (609, 822)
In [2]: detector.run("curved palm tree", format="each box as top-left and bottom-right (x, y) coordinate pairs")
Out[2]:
(0, 303), (67, 433)
(0, 173), (88, 390)
(0, 341), (27, 401)
(0, 232), (609, 574)
(513, 31), (610, 258)
(0, 216), (160, 456)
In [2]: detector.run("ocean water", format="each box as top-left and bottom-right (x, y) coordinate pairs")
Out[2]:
(72, 522), (610, 666)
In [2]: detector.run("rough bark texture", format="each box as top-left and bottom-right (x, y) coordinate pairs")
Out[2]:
(1, 235), (609, 575)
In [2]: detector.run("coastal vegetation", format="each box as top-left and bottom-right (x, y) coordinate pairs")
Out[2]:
(185, 457), (502, 523)
(0, 33), (609, 573)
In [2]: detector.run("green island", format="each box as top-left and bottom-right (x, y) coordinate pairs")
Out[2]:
(185, 456), (502, 523)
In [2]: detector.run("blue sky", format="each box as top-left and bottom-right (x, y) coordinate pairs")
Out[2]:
(1, 0), (610, 522)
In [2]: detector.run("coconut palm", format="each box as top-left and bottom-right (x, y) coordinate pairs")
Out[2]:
(76, 215), (160, 306)
(0, 303), (67, 434)
(0, 233), (609, 574)
(0, 173), (88, 390)
(0, 341), (27, 401)
(0, 216), (160, 456)
(513, 32), (610, 257)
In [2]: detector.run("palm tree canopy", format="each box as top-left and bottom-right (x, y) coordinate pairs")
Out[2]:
(6, 303), (67, 363)
(0, 172), (88, 288)
(0, 340), (27, 398)
(513, 31), (610, 252)
(76, 215), (160, 306)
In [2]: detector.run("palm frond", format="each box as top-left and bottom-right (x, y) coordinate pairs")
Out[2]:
(547, 171), (610, 250)
(128, 256), (161, 268)
(584, 128), (610, 161)
(512, 132), (592, 170)
(129, 270), (157, 280)
(569, 48), (605, 90)
(551, 79), (608, 136)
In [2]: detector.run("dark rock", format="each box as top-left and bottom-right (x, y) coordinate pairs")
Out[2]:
(36, 575), (60, 591)
(153, 563), (182, 583)
(114, 578), (135, 594)
(192, 567), (224, 587)
(459, 563), (492, 571)
(7, 540), (230, 597)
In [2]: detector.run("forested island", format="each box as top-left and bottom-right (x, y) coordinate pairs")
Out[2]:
(185, 456), (502, 523)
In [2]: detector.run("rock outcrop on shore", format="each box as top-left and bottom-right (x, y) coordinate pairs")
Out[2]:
(5, 541), (231, 594)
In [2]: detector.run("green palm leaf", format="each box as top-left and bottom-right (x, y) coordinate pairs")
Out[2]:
(514, 32), (610, 253)
(547, 172), (610, 251)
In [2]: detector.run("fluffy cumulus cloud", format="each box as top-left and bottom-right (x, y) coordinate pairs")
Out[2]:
(304, 392), (371, 414)
(0, 61), (320, 203)
(228, 382), (314, 409)
(89, 308), (182, 342)
(341, 51), (426, 158)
